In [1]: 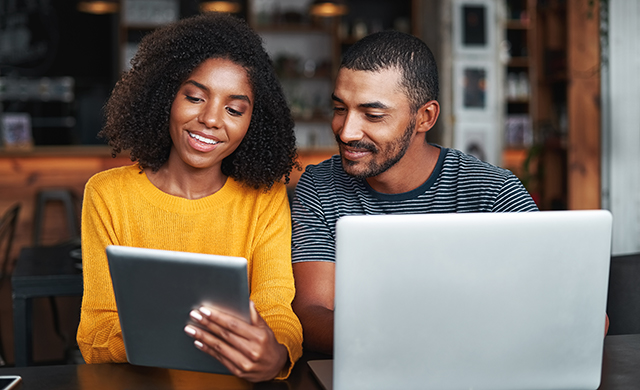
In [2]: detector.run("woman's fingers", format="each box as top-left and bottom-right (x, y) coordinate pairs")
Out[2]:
(184, 324), (248, 375)
(183, 303), (287, 381)
(187, 307), (255, 358)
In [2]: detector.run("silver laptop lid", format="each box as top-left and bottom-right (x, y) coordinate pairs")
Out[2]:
(106, 245), (250, 374)
(334, 210), (612, 390)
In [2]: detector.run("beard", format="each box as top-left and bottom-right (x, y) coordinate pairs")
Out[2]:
(336, 117), (416, 180)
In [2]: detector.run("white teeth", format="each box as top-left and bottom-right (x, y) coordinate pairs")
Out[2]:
(189, 132), (219, 145)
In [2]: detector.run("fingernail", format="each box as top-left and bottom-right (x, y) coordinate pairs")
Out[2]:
(199, 306), (212, 316)
(194, 340), (204, 349)
(184, 325), (196, 336)
(190, 310), (203, 321)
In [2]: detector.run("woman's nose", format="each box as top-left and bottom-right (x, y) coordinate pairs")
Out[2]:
(198, 102), (222, 128)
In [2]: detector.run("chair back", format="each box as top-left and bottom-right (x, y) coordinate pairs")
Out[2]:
(0, 203), (21, 278)
(607, 253), (640, 335)
(33, 189), (79, 246)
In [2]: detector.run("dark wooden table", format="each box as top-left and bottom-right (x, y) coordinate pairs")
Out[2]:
(0, 335), (637, 389)
(11, 242), (83, 367)
(599, 333), (640, 389)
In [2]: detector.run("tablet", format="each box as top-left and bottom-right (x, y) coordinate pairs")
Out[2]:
(0, 376), (21, 390)
(106, 245), (250, 374)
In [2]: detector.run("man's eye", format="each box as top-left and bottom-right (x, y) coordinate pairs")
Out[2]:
(366, 114), (384, 120)
(333, 106), (346, 114)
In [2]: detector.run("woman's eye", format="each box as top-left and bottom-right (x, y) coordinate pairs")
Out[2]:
(185, 95), (202, 103)
(226, 107), (243, 116)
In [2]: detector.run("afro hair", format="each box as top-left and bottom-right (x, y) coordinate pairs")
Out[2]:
(100, 12), (298, 189)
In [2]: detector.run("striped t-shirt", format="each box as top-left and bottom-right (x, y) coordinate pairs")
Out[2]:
(291, 146), (538, 263)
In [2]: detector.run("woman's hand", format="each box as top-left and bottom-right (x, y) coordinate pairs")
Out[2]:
(184, 301), (288, 382)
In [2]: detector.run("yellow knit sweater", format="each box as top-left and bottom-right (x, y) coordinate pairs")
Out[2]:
(76, 165), (303, 379)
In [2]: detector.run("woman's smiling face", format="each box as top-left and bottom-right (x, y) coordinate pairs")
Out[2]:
(168, 57), (254, 172)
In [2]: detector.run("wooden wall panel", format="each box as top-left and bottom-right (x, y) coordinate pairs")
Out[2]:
(288, 149), (336, 188)
(567, 0), (601, 209)
(0, 149), (132, 269)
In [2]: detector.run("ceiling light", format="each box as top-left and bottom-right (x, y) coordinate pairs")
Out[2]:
(77, 0), (119, 14)
(200, 1), (242, 14)
(310, 0), (348, 17)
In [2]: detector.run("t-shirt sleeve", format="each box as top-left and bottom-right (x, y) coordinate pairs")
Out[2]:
(291, 167), (337, 263)
(492, 173), (539, 212)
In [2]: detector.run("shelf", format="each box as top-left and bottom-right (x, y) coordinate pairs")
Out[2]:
(31, 117), (76, 128)
(507, 98), (530, 104)
(504, 146), (530, 153)
(292, 115), (332, 123)
(297, 146), (337, 154)
(504, 1), (535, 185)
(0, 145), (116, 157)
(501, 147), (529, 179)
(339, 37), (363, 45)
(254, 24), (332, 34)
(508, 57), (530, 67)
(250, 0), (414, 157)
(278, 74), (332, 81)
(540, 74), (568, 83)
(121, 23), (166, 30)
(506, 20), (530, 29)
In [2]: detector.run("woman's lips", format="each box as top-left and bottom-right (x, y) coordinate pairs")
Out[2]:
(187, 131), (220, 152)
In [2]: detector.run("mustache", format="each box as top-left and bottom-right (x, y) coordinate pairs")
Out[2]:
(334, 134), (378, 153)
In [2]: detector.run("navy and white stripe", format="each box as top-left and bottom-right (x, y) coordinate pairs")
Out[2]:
(291, 146), (538, 263)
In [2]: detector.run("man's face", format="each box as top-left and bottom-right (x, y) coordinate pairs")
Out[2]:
(331, 67), (417, 180)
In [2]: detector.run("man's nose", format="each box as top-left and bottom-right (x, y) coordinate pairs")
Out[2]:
(334, 113), (363, 143)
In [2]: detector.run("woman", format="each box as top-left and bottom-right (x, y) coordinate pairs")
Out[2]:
(76, 13), (302, 382)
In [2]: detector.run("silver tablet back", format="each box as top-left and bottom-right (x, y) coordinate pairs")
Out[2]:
(106, 245), (250, 374)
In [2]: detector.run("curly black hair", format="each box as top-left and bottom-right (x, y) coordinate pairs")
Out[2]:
(100, 12), (298, 189)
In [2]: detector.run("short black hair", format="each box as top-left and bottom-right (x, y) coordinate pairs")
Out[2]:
(100, 13), (298, 189)
(340, 30), (439, 112)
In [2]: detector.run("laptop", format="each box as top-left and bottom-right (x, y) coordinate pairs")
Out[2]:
(310, 210), (612, 390)
(106, 245), (251, 374)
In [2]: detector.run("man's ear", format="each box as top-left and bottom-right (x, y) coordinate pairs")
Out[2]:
(416, 100), (440, 134)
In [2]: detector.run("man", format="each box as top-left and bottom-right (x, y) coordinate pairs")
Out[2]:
(290, 31), (539, 355)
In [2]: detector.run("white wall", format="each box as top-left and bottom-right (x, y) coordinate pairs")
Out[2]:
(602, 2), (640, 255)
(449, 0), (504, 165)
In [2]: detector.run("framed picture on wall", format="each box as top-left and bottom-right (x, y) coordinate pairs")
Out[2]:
(463, 67), (487, 108)
(454, 123), (496, 164)
(453, 0), (496, 55)
(454, 60), (496, 117)
(1, 113), (33, 150)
